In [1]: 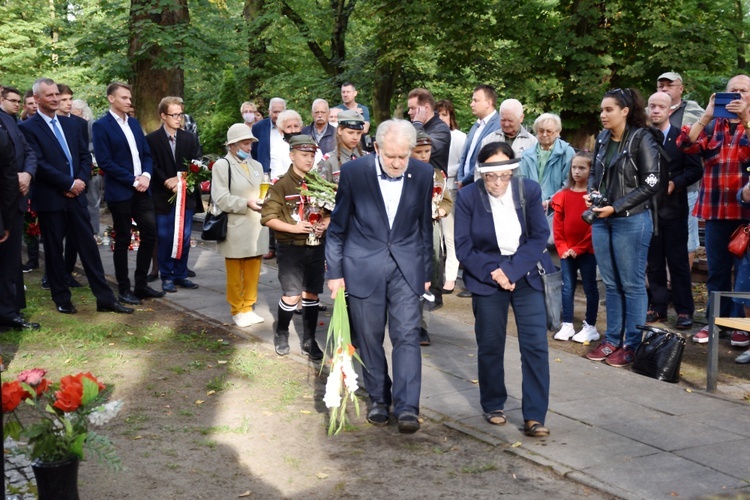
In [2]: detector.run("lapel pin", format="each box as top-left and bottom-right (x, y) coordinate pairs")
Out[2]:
(407, 173), (412, 178)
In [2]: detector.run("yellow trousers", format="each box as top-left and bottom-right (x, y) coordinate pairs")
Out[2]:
(224, 256), (262, 316)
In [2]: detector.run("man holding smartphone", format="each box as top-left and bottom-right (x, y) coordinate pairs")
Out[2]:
(677, 74), (750, 345)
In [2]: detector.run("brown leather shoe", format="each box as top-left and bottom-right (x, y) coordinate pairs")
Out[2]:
(263, 251), (276, 260)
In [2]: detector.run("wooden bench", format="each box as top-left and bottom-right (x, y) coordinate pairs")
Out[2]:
(707, 291), (750, 392)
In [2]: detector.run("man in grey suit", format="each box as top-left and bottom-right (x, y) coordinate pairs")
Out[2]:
(456, 84), (501, 188)
(326, 119), (433, 434)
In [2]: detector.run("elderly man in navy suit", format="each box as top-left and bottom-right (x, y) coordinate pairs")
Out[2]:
(326, 119), (433, 434)
(93, 82), (165, 305)
(19, 78), (132, 315)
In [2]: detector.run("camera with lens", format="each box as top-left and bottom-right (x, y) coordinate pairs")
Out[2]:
(581, 192), (610, 225)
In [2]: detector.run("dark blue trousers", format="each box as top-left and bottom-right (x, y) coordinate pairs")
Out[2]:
(472, 278), (549, 424)
(347, 255), (422, 417)
(156, 208), (194, 282)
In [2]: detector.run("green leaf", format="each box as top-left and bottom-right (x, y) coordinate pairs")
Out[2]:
(81, 377), (100, 406)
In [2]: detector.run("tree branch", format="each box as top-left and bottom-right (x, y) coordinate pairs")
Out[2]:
(279, 0), (336, 76)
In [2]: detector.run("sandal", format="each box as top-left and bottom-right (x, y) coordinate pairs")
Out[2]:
(524, 420), (550, 437)
(484, 410), (507, 426)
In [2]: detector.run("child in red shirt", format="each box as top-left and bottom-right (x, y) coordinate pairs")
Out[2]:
(550, 152), (600, 342)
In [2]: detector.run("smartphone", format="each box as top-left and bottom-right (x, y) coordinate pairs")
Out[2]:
(714, 92), (741, 119)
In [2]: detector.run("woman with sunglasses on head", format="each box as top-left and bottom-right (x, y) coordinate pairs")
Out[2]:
(454, 141), (552, 438)
(584, 88), (661, 367)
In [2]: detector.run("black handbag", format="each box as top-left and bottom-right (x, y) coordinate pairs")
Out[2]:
(201, 159), (230, 242)
(516, 176), (562, 331)
(632, 325), (685, 383)
(537, 256), (562, 332)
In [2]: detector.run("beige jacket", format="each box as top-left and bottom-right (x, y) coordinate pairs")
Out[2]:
(211, 153), (269, 258)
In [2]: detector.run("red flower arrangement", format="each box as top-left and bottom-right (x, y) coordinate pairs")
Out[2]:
(2, 368), (121, 467)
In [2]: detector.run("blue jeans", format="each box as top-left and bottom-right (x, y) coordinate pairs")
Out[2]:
(560, 252), (599, 324)
(592, 211), (652, 349)
(704, 219), (746, 319)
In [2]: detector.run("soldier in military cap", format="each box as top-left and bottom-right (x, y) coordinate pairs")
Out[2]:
(260, 135), (330, 360)
(317, 109), (366, 183)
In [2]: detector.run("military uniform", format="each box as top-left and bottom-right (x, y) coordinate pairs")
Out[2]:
(260, 135), (327, 360)
(316, 109), (367, 184)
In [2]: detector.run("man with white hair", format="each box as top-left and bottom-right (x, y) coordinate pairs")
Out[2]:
(302, 99), (335, 154)
(519, 113), (574, 204)
(251, 97), (286, 176)
(479, 98), (537, 177)
(326, 119), (433, 434)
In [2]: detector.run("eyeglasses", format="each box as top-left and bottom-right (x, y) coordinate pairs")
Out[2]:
(4, 99), (20, 104)
(536, 129), (558, 136)
(483, 172), (513, 182)
(164, 112), (184, 119)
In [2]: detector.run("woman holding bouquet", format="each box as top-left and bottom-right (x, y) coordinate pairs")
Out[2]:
(211, 124), (269, 327)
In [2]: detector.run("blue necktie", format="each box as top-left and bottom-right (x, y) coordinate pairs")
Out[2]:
(51, 118), (74, 176)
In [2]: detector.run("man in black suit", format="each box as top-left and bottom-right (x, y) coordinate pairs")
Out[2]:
(645, 92), (703, 329)
(18, 78), (132, 315)
(0, 85), (39, 330)
(146, 96), (201, 293)
(326, 119), (433, 434)
(93, 82), (164, 305)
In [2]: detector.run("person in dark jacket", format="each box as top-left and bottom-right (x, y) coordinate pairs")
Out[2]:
(585, 88), (661, 367)
(644, 92), (703, 330)
(454, 141), (551, 438)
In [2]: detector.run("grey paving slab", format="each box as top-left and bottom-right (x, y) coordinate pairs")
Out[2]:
(582, 451), (747, 499)
(552, 396), (668, 426)
(600, 414), (738, 452)
(619, 383), (730, 416)
(675, 438), (750, 481)
(421, 387), (483, 420)
(687, 405), (750, 438)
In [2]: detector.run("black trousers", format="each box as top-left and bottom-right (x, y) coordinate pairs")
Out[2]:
(0, 210), (23, 321)
(647, 216), (694, 316)
(37, 200), (116, 307)
(108, 192), (157, 293)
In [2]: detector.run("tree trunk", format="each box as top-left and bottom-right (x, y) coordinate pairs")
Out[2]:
(128, 0), (189, 133)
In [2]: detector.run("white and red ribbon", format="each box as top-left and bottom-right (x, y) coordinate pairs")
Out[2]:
(171, 172), (187, 259)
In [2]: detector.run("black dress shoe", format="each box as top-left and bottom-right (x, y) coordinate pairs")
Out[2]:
(457, 289), (472, 298)
(0, 316), (41, 331)
(397, 412), (420, 434)
(97, 302), (134, 314)
(675, 314), (693, 330)
(187, 269), (196, 278)
(367, 404), (390, 426)
(56, 303), (78, 314)
(65, 275), (83, 288)
(41, 276), (50, 290)
(118, 291), (143, 305)
(134, 286), (166, 299)
(441, 287), (454, 294)
(645, 310), (664, 324)
(146, 273), (159, 283)
(174, 278), (199, 289)
(419, 328), (431, 346)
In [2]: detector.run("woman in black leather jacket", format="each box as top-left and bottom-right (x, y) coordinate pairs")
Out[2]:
(584, 88), (661, 367)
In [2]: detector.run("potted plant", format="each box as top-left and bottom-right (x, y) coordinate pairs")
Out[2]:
(2, 369), (122, 500)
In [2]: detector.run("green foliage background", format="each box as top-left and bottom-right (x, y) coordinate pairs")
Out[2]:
(1, 0), (747, 152)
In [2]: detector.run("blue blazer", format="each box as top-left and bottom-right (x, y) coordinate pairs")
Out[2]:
(454, 177), (550, 295)
(19, 113), (91, 212)
(457, 112), (501, 185)
(251, 118), (272, 173)
(325, 154), (434, 298)
(92, 112), (153, 203)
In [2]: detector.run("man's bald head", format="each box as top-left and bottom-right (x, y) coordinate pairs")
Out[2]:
(648, 92), (671, 127)
(727, 75), (750, 105)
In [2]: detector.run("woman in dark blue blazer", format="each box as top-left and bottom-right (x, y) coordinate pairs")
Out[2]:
(454, 141), (551, 438)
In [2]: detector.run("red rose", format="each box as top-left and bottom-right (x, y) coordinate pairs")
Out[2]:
(2, 380), (26, 413)
(190, 163), (200, 173)
(207, 161), (214, 171)
(78, 372), (105, 392)
(53, 375), (84, 413)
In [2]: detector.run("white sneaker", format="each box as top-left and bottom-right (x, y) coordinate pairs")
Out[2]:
(571, 321), (600, 343)
(554, 322), (576, 341)
(244, 311), (265, 325)
(232, 313), (252, 328)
